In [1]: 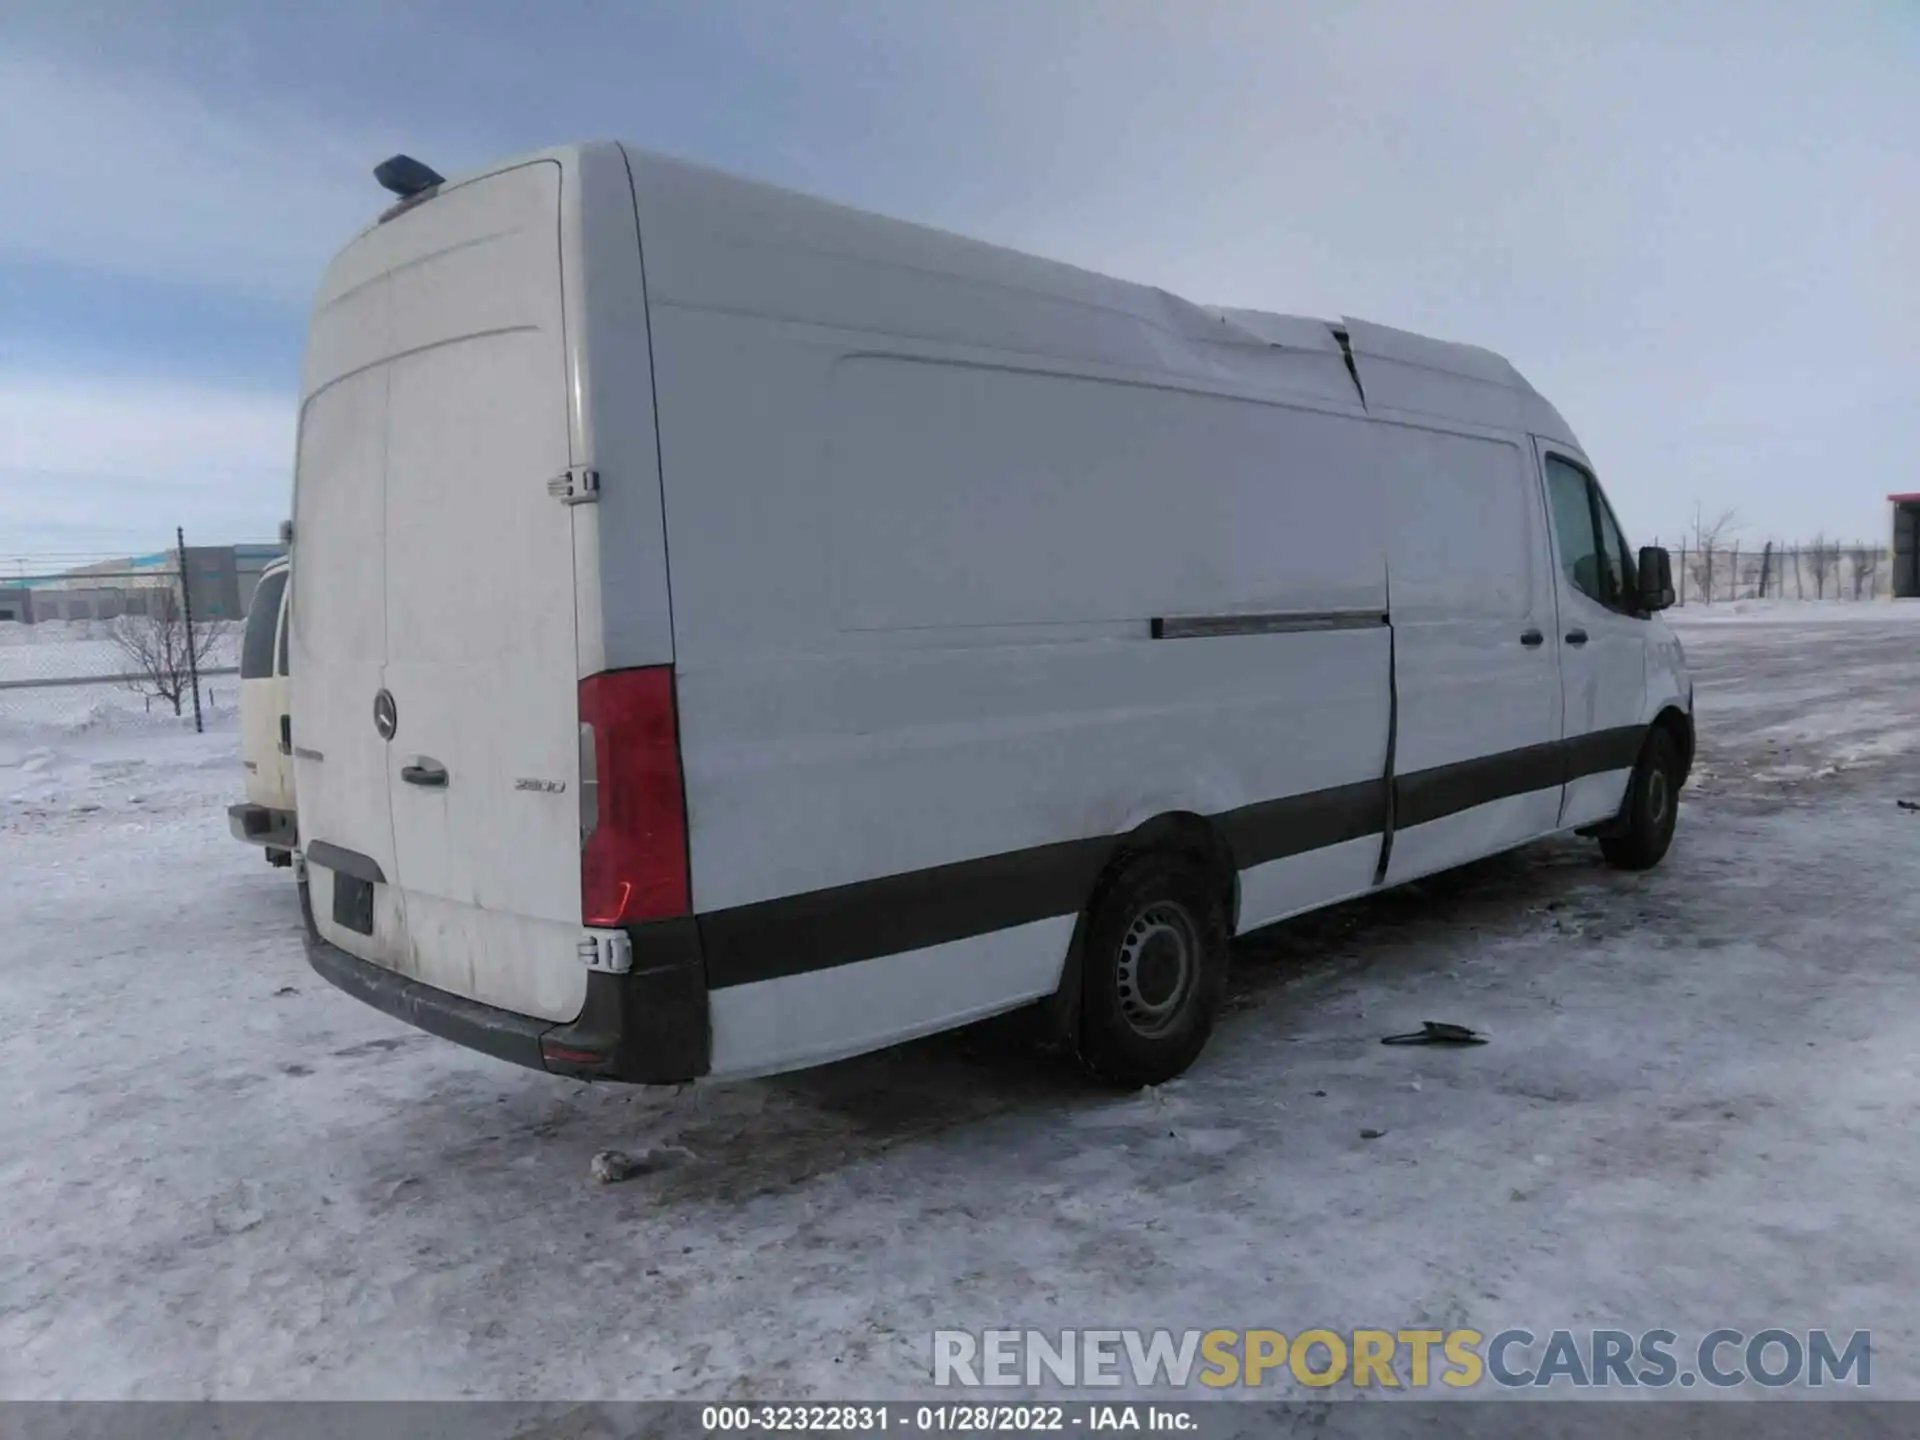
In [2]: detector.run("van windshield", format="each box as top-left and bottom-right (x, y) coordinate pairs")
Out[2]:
(241, 569), (288, 680)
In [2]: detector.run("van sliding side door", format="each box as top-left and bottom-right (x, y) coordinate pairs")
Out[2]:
(1380, 428), (1565, 885)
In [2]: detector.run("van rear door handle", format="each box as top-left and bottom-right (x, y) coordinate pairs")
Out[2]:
(1565, 630), (1589, 646)
(401, 759), (449, 788)
(1520, 629), (1544, 648)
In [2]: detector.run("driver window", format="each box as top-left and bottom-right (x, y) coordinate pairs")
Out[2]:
(1594, 499), (1629, 608)
(1594, 491), (1640, 611)
(1544, 457), (1604, 604)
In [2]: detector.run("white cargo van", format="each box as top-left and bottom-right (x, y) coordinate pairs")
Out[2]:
(229, 555), (295, 866)
(290, 143), (1694, 1089)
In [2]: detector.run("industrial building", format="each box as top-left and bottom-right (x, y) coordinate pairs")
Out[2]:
(0, 544), (286, 624)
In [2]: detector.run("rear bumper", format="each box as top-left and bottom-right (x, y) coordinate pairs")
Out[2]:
(229, 803), (296, 850)
(297, 880), (710, 1084)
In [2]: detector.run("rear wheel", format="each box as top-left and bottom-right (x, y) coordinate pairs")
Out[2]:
(1074, 852), (1231, 1088)
(1600, 727), (1681, 871)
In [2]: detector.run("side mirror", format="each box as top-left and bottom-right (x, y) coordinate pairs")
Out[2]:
(1637, 545), (1676, 612)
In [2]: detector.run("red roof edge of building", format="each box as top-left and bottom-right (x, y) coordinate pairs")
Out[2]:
(1890, 492), (1920, 503)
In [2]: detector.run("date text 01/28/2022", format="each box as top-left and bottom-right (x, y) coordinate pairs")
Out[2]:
(700, 1403), (1196, 1431)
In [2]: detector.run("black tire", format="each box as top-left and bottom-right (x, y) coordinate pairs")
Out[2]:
(1600, 727), (1681, 871)
(1074, 851), (1231, 1088)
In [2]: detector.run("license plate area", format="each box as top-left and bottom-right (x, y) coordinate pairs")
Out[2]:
(332, 873), (376, 936)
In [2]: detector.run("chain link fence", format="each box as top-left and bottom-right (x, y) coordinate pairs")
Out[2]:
(0, 536), (277, 734)
(1648, 540), (1895, 606)
(0, 618), (242, 732)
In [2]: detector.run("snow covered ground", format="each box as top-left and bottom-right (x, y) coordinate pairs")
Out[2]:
(1666, 597), (1905, 626)
(4, 605), (1920, 1406)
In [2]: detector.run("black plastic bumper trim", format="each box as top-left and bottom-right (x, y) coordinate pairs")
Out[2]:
(1395, 739), (1568, 830)
(306, 840), (385, 885)
(543, 918), (711, 1083)
(698, 834), (1114, 990)
(298, 882), (709, 1085)
(1563, 723), (1651, 782)
(1216, 776), (1387, 871)
(228, 803), (296, 849)
(304, 922), (549, 1071)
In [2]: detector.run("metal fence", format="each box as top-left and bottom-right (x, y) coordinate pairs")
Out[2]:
(1648, 540), (1895, 606)
(0, 621), (243, 731)
(0, 532), (269, 734)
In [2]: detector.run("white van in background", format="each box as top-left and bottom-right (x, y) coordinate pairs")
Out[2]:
(229, 555), (295, 866)
(289, 143), (1693, 1090)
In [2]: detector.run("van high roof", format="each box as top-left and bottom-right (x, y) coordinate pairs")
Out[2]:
(339, 140), (1575, 444)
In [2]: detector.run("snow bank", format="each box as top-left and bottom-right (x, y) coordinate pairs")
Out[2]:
(0, 686), (237, 739)
(3, 699), (229, 737)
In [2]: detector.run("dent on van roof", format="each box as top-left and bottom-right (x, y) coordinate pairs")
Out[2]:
(321, 140), (1578, 447)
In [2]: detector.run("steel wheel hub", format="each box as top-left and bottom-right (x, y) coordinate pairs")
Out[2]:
(1116, 902), (1198, 1038)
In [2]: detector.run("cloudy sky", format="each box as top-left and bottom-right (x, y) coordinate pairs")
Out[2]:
(2, 0), (1914, 562)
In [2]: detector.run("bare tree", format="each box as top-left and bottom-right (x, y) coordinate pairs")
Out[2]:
(1851, 543), (1884, 599)
(1687, 504), (1739, 603)
(1806, 533), (1836, 599)
(107, 588), (229, 716)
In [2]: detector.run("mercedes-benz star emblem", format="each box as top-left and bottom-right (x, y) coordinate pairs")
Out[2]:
(373, 689), (398, 741)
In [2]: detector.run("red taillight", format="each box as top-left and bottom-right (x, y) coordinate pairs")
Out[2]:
(577, 666), (690, 925)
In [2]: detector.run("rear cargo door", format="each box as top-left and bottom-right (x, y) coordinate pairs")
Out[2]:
(292, 362), (398, 962)
(378, 161), (587, 1023)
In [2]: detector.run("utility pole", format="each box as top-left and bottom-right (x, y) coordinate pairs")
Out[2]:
(177, 525), (204, 734)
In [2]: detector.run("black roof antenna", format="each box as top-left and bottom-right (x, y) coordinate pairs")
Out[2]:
(374, 155), (444, 200)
